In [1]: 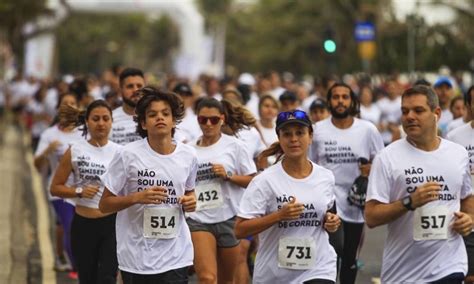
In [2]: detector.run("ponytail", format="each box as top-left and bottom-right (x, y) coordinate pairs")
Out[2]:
(221, 99), (256, 135)
(257, 141), (284, 169)
(57, 104), (86, 132)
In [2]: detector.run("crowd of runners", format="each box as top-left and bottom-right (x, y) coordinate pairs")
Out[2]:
(1, 66), (473, 284)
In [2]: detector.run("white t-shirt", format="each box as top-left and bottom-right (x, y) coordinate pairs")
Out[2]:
(236, 127), (266, 159)
(310, 118), (384, 223)
(188, 134), (256, 223)
(245, 92), (260, 120)
(70, 140), (122, 209)
(377, 96), (402, 144)
(110, 107), (142, 145)
(27, 100), (50, 138)
(447, 123), (474, 177)
(360, 104), (382, 125)
(256, 121), (278, 147)
(101, 139), (198, 274)
(366, 138), (472, 283)
(447, 117), (467, 134)
(174, 108), (201, 144)
(35, 125), (84, 201)
(238, 161), (337, 283)
(439, 108), (454, 137)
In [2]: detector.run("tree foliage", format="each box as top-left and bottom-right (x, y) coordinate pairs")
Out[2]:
(56, 12), (179, 75)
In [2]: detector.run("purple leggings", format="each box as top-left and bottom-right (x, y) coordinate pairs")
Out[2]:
(52, 199), (75, 269)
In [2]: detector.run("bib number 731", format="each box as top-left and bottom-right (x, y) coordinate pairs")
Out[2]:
(278, 237), (315, 270)
(413, 206), (449, 241)
(143, 207), (180, 239)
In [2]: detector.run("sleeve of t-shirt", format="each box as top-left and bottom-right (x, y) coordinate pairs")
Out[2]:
(366, 153), (392, 203)
(100, 149), (127, 196)
(460, 154), (473, 200)
(34, 130), (50, 157)
(238, 178), (269, 219)
(185, 156), (198, 192)
(236, 142), (257, 176)
(369, 126), (385, 159)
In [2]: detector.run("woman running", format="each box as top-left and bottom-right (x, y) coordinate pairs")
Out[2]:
(187, 98), (257, 284)
(235, 110), (341, 284)
(51, 100), (121, 283)
(99, 87), (197, 283)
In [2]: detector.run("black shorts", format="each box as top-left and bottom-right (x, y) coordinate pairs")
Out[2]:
(186, 216), (239, 248)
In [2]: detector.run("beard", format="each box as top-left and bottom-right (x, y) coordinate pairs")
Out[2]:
(330, 105), (351, 119)
(122, 96), (137, 108)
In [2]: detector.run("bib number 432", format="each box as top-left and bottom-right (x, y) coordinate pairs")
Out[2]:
(143, 207), (180, 239)
(195, 182), (224, 211)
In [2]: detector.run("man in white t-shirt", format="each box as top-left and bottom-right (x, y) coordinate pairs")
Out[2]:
(310, 82), (384, 284)
(447, 85), (474, 284)
(110, 67), (145, 145)
(365, 85), (474, 283)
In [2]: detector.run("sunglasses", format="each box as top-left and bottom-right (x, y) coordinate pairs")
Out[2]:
(276, 110), (310, 124)
(198, 116), (221, 125)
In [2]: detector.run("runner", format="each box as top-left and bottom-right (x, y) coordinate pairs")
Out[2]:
(99, 87), (197, 283)
(34, 92), (82, 277)
(51, 100), (121, 283)
(447, 86), (474, 284)
(110, 67), (145, 145)
(235, 110), (341, 284)
(310, 82), (384, 284)
(187, 97), (257, 284)
(365, 85), (474, 283)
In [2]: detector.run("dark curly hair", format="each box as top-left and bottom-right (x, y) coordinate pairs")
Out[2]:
(134, 86), (184, 138)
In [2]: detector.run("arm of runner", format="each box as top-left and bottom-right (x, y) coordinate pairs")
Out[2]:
(365, 182), (442, 228)
(178, 191), (196, 212)
(211, 163), (255, 187)
(323, 212), (341, 233)
(34, 140), (60, 170)
(453, 195), (474, 236)
(99, 186), (168, 214)
(235, 198), (304, 238)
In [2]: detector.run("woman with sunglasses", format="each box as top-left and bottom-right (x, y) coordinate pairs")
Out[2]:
(235, 110), (341, 284)
(187, 97), (257, 284)
(51, 100), (121, 283)
(99, 87), (197, 283)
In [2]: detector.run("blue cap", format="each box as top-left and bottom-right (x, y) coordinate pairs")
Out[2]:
(433, 76), (452, 88)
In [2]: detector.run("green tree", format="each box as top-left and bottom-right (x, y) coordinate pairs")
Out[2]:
(0, 0), (51, 69)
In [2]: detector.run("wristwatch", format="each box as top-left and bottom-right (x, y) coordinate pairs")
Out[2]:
(401, 196), (414, 211)
(224, 171), (233, 181)
(75, 187), (83, 198)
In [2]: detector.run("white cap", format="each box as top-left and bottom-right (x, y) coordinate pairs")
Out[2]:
(238, 73), (255, 86)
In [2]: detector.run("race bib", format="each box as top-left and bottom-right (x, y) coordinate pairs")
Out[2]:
(413, 206), (449, 241)
(195, 182), (224, 211)
(278, 237), (315, 270)
(143, 207), (180, 239)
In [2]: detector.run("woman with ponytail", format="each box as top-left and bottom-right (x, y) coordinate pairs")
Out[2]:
(51, 100), (121, 283)
(187, 97), (257, 284)
(235, 110), (341, 284)
(33, 92), (82, 277)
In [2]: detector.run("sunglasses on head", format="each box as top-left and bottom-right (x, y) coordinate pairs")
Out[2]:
(198, 116), (221, 125)
(276, 110), (310, 124)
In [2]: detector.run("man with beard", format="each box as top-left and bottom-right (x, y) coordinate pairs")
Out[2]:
(310, 82), (384, 284)
(110, 68), (145, 145)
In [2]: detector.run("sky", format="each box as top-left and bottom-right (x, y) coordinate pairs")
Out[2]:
(392, 0), (457, 25)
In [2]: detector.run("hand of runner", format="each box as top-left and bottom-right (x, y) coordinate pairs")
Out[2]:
(359, 163), (371, 177)
(452, 211), (473, 236)
(324, 212), (341, 233)
(211, 163), (228, 179)
(278, 197), (304, 221)
(82, 185), (100, 199)
(133, 187), (168, 205)
(410, 182), (442, 209)
(178, 194), (196, 212)
(47, 140), (61, 154)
